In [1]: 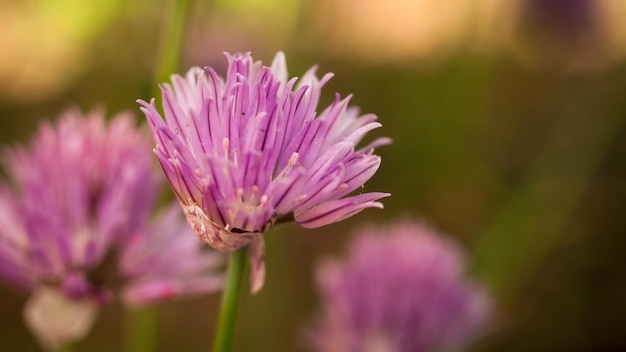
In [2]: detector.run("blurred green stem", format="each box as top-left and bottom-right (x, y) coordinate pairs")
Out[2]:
(212, 248), (247, 352)
(123, 0), (190, 351)
(124, 307), (158, 352)
(57, 343), (74, 352)
(152, 0), (191, 100)
(471, 87), (626, 295)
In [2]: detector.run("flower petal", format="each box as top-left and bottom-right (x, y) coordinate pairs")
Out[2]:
(295, 192), (390, 228)
(248, 236), (266, 294)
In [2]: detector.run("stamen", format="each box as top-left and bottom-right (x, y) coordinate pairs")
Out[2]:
(222, 138), (230, 159)
(232, 149), (239, 166)
(227, 208), (237, 221)
(288, 152), (299, 167)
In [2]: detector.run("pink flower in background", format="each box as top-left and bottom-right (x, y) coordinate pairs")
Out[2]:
(308, 221), (491, 352)
(0, 108), (223, 350)
(139, 52), (389, 293)
(120, 204), (223, 306)
(521, 0), (595, 39)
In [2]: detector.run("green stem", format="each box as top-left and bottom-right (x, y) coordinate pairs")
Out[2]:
(471, 85), (626, 295)
(212, 248), (247, 352)
(124, 307), (158, 352)
(123, 0), (190, 348)
(57, 343), (74, 352)
(153, 0), (191, 100)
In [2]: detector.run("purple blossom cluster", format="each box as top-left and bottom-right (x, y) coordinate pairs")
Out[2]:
(308, 221), (491, 352)
(0, 108), (223, 349)
(139, 52), (390, 292)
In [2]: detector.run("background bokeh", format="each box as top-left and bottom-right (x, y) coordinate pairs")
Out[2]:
(1, 0), (626, 351)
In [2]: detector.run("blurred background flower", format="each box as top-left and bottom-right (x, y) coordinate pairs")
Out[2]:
(1, 0), (625, 351)
(472, 0), (626, 70)
(0, 108), (223, 350)
(307, 221), (491, 352)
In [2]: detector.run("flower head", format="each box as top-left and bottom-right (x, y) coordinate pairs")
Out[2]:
(308, 221), (491, 352)
(521, 0), (595, 38)
(511, 0), (601, 68)
(139, 52), (389, 292)
(0, 108), (223, 350)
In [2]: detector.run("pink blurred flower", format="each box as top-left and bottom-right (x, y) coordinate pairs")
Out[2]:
(0, 108), (223, 350)
(139, 52), (389, 293)
(308, 221), (491, 352)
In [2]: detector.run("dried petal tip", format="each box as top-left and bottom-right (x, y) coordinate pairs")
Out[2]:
(248, 237), (266, 294)
(139, 52), (390, 292)
(183, 203), (261, 252)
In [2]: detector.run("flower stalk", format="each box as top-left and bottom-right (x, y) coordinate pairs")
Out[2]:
(212, 248), (247, 352)
(154, 0), (190, 91)
(57, 343), (74, 352)
(127, 0), (192, 351)
(124, 307), (158, 352)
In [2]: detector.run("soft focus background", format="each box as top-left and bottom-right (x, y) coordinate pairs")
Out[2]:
(1, 0), (625, 351)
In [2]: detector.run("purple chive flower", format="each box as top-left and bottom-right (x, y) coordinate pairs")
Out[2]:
(0, 108), (223, 350)
(308, 222), (491, 352)
(516, 0), (600, 64)
(138, 52), (390, 292)
(522, 0), (595, 38)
